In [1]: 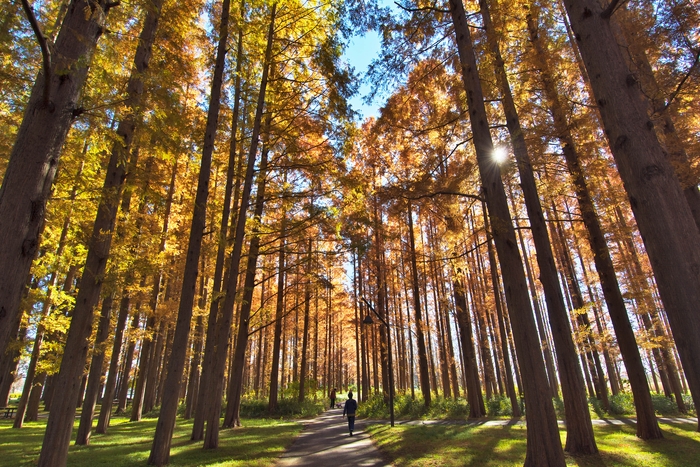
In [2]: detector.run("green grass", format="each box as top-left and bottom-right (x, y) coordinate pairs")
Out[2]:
(366, 420), (700, 466)
(0, 415), (302, 467)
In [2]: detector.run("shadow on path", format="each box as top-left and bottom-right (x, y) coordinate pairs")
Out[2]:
(276, 408), (392, 467)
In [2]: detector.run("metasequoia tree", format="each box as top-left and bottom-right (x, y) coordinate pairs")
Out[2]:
(563, 0), (700, 433)
(448, 0), (565, 464)
(0, 0), (117, 360)
(479, 0), (596, 452)
(148, 0), (235, 462)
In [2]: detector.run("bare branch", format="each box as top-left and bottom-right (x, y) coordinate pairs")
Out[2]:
(662, 50), (700, 112)
(395, 1), (449, 14)
(403, 190), (484, 202)
(20, 0), (52, 108)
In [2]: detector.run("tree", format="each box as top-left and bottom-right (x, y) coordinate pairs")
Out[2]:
(563, 0), (700, 432)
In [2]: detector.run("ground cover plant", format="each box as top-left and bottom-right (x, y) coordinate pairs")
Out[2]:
(0, 415), (301, 467)
(366, 420), (700, 466)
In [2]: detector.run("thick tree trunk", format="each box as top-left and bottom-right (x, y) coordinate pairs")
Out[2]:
(0, 313), (24, 405)
(0, 0), (113, 357)
(563, 0), (700, 434)
(38, 0), (163, 458)
(449, 0), (565, 464)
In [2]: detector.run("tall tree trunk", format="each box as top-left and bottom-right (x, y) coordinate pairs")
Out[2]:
(298, 241), (313, 403)
(75, 295), (114, 444)
(449, 0), (565, 464)
(482, 209), (520, 416)
(407, 201), (431, 406)
(196, 7), (275, 444)
(0, 0), (114, 357)
(562, 0), (700, 433)
(219, 117), (273, 434)
(39, 0), (164, 456)
(453, 273), (485, 417)
(268, 210), (288, 412)
(96, 293), (130, 432)
(480, 0), (596, 452)
(192, 3), (246, 440)
(147, 0), (233, 462)
(528, 8), (662, 438)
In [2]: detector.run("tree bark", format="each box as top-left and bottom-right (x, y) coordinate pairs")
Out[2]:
(96, 293), (130, 433)
(218, 113), (273, 436)
(147, 0), (232, 462)
(0, 0), (113, 358)
(529, 7), (662, 439)
(449, 0), (565, 463)
(563, 0), (700, 434)
(453, 273), (485, 417)
(406, 201), (431, 406)
(298, 241), (313, 403)
(75, 294), (114, 444)
(268, 212), (288, 413)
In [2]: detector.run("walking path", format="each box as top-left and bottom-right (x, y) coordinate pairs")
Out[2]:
(276, 408), (392, 467)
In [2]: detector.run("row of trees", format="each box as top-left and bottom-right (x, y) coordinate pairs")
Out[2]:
(0, 0), (698, 466)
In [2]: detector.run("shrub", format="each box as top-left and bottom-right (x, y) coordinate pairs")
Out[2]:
(609, 393), (635, 415)
(238, 396), (324, 419)
(486, 395), (516, 417)
(652, 394), (680, 416)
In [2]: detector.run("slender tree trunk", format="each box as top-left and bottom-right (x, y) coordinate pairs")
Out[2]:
(453, 274), (485, 417)
(219, 120), (273, 434)
(407, 201), (431, 406)
(529, 8), (661, 438)
(197, 7), (275, 444)
(96, 294), (130, 433)
(298, 241), (313, 403)
(268, 211), (288, 413)
(481, 212), (520, 416)
(147, 0), (233, 462)
(75, 295), (114, 444)
(449, 0), (564, 463)
(480, 0), (596, 451)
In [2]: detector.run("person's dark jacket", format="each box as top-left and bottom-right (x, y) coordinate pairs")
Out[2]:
(343, 398), (357, 416)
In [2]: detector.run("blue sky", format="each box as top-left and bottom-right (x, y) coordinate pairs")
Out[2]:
(343, 30), (383, 120)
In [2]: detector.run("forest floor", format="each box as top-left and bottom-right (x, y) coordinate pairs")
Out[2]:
(0, 416), (301, 467)
(365, 417), (700, 466)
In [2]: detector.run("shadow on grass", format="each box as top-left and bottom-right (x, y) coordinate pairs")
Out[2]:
(367, 419), (700, 467)
(0, 416), (302, 467)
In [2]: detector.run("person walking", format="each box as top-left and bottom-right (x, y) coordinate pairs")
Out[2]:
(329, 388), (337, 409)
(342, 391), (358, 436)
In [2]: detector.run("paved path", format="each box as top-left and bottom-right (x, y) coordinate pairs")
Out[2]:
(276, 408), (392, 467)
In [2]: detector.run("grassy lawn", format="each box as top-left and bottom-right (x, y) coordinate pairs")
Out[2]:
(366, 420), (700, 466)
(0, 415), (302, 467)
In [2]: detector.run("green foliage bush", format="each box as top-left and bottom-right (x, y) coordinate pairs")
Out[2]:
(238, 396), (325, 419)
(355, 392), (469, 420)
(486, 395), (517, 417)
